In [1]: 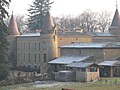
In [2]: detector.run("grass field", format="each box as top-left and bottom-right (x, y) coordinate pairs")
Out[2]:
(1, 78), (120, 90)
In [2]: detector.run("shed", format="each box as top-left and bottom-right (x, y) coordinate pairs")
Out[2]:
(48, 55), (92, 72)
(66, 62), (99, 82)
(99, 61), (120, 77)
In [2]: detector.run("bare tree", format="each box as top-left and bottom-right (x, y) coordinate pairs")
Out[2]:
(54, 9), (112, 33)
(78, 9), (98, 33)
(54, 15), (78, 31)
(5, 15), (28, 34)
(97, 11), (111, 32)
(15, 15), (28, 34)
(54, 16), (68, 31)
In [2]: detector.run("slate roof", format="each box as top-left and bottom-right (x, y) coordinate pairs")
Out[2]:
(60, 42), (120, 49)
(48, 55), (92, 65)
(20, 33), (40, 37)
(98, 61), (119, 66)
(110, 9), (120, 28)
(41, 11), (54, 34)
(90, 32), (113, 36)
(66, 62), (94, 68)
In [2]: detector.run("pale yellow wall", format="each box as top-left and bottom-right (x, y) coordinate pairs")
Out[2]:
(61, 48), (104, 62)
(81, 49), (104, 61)
(40, 34), (58, 73)
(17, 36), (41, 67)
(58, 36), (92, 46)
(61, 48), (120, 62)
(15, 31), (120, 74)
(17, 34), (58, 73)
(92, 36), (120, 42)
(76, 67), (99, 82)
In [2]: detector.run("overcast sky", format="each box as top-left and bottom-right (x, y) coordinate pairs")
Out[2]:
(8, 0), (118, 17)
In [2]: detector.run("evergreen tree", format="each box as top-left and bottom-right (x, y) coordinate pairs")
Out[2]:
(28, 0), (53, 31)
(0, 0), (10, 81)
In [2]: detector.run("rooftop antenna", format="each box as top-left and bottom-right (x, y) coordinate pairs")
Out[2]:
(116, 0), (118, 9)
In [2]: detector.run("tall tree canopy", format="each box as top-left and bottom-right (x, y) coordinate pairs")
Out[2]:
(0, 0), (11, 81)
(28, 0), (53, 31)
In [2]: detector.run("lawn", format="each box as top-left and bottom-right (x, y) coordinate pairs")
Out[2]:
(1, 78), (120, 90)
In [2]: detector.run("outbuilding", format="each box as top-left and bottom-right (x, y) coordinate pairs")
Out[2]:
(99, 61), (120, 77)
(66, 62), (99, 82)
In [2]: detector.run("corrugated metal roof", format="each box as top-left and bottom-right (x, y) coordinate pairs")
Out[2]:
(20, 33), (40, 37)
(60, 42), (120, 49)
(48, 55), (91, 64)
(98, 61), (119, 66)
(66, 62), (94, 68)
(90, 32), (113, 36)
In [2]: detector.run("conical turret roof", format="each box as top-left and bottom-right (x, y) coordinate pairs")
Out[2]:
(41, 11), (54, 34)
(110, 9), (120, 27)
(9, 14), (20, 35)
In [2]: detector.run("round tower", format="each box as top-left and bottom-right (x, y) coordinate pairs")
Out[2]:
(7, 13), (20, 68)
(40, 11), (58, 73)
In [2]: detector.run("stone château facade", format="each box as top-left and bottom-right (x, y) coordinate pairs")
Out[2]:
(7, 8), (120, 74)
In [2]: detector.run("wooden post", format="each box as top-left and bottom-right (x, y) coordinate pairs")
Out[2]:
(110, 66), (113, 77)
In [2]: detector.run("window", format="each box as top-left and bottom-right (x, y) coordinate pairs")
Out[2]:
(29, 43), (30, 50)
(43, 54), (47, 63)
(39, 53), (40, 62)
(35, 53), (37, 62)
(81, 68), (86, 72)
(39, 43), (40, 50)
(90, 67), (97, 72)
(17, 53), (20, 61)
(18, 43), (19, 50)
(35, 43), (36, 50)
(23, 43), (25, 50)
(28, 53), (30, 62)
(24, 53), (25, 61)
